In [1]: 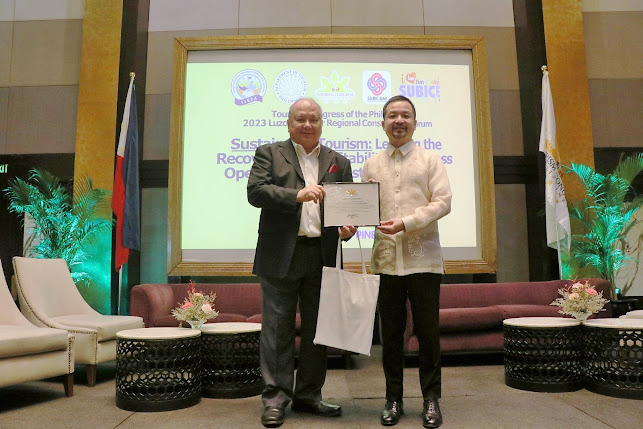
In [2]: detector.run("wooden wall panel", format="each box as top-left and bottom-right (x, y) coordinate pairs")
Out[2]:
(542, 0), (594, 201)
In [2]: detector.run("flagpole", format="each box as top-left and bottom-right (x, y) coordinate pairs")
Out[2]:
(115, 71), (136, 316)
(117, 267), (123, 315)
(555, 220), (563, 280)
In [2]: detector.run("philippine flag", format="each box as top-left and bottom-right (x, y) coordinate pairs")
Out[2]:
(112, 76), (140, 271)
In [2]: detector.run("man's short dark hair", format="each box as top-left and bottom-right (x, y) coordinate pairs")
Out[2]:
(382, 95), (416, 119)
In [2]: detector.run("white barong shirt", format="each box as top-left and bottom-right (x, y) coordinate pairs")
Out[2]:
(362, 141), (452, 276)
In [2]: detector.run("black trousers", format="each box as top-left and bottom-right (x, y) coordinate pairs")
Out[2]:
(378, 272), (441, 400)
(259, 238), (327, 408)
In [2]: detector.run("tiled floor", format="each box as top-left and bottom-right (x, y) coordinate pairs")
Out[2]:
(0, 347), (641, 429)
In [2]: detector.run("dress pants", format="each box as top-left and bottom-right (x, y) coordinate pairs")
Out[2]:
(259, 238), (328, 408)
(378, 272), (441, 400)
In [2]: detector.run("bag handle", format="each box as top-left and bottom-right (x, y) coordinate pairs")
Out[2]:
(335, 233), (367, 275)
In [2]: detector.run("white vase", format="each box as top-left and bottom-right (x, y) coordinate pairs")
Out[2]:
(187, 319), (205, 329)
(574, 312), (592, 322)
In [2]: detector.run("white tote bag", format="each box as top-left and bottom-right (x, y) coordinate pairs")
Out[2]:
(313, 236), (380, 355)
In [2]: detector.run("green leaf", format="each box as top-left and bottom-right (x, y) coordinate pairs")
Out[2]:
(563, 153), (643, 296)
(3, 169), (112, 288)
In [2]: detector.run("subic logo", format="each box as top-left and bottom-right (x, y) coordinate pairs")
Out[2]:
(231, 69), (267, 106)
(368, 73), (386, 95)
(399, 72), (440, 101)
(363, 71), (391, 104)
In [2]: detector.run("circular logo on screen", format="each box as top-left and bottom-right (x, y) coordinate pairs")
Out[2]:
(231, 69), (267, 106)
(367, 73), (387, 96)
(274, 69), (307, 104)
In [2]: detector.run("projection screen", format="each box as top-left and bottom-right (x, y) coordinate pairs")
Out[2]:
(168, 35), (496, 276)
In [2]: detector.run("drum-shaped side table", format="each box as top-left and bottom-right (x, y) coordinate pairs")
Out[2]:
(504, 317), (583, 392)
(623, 310), (643, 319)
(116, 328), (201, 412)
(583, 318), (643, 399)
(200, 322), (263, 398)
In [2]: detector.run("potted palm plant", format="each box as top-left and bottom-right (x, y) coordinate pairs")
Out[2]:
(562, 153), (643, 314)
(4, 168), (112, 288)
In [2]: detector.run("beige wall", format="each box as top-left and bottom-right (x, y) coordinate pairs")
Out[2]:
(0, 0), (83, 154)
(1, 0), (640, 285)
(584, 9), (643, 148)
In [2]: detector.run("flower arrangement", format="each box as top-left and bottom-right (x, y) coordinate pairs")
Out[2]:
(171, 281), (218, 328)
(550, 280), (609, 321)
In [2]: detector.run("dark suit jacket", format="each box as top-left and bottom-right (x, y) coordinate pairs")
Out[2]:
(247, 139), (353, 279)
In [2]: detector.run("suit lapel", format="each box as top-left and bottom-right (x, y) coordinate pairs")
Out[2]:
(318, 146), (334, 184)
(278, 139), (304, 181)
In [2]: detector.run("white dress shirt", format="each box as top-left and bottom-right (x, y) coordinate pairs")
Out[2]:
(362, 141), (452, 275)
(293, 140), (322, 237)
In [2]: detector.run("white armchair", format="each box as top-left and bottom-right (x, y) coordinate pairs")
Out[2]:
(0, 262), (74, 396)
(13, 257), (143, 386)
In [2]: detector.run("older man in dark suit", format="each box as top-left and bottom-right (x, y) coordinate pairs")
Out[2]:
(248, 98), (356, 428)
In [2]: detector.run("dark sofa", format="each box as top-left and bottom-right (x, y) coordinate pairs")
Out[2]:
(131, 283), (263, 327)
(129, 282), (352, 364)
(130, 278), (612, 359)
(405, 278), (612, 355)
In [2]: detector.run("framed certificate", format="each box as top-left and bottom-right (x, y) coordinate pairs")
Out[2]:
(322, 182), (380, 227)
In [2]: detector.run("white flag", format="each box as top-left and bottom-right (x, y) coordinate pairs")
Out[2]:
(539, 68), (571, 251)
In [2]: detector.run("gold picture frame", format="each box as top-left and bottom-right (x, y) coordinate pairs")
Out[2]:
(168, 34), (496, 276)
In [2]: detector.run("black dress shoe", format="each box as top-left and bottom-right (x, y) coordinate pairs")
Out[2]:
(291, 400), (342, 417)
(422, 398), (442, 428)
(261, 406), (285, 428)
(381, 400), (403, 426)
